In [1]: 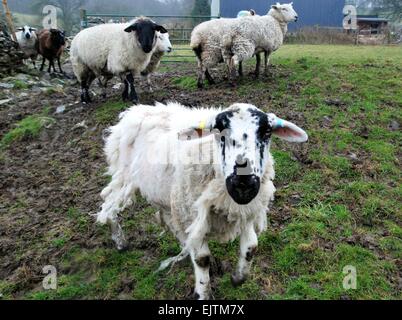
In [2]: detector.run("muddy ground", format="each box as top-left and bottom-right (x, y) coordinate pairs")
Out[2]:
(0, 46), (400, 299)
(0, 60), (293, 296)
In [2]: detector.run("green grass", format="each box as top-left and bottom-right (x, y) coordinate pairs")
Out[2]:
(95, 100), (130, 124)
(0, 111), (54, 149)
(12, 80), (30, 90)
(173, 76), (198, 90)
(162, 45), (196, 63)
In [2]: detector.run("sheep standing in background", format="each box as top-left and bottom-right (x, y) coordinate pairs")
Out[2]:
(237, 9), (256, 18)
(37, 29), (66, 73)
(191, 15), (262, 87)
(191, 2), (297, 87)
(16, 26), (38, 68)
(141, 32), (172, 92)
(222, 3), (298, 84)
(191, 18), (233, 88)
(70, 18), (168, 103)
(97, 102), (308, 299)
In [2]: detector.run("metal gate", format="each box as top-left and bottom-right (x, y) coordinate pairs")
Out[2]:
(80, 10), (220, 63)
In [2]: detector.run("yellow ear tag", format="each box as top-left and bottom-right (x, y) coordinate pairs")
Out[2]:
(198, 120), (206, 130)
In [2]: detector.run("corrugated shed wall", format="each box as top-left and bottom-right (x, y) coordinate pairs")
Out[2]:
(220, 0), (346, 29)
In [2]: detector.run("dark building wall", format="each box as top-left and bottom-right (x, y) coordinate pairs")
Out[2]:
(220, 0), (345, 30)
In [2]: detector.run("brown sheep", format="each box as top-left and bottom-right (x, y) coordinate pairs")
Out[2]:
(37, 29), (66, 73)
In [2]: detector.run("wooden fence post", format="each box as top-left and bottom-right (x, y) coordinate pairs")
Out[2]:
(80, 8), (87, 30)
(2, 0), (17, 42)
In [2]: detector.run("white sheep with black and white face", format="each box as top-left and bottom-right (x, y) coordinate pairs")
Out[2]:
(16, 25), (38, 68)
(97, 101), (308, 300)
(17, 25), (37, 40)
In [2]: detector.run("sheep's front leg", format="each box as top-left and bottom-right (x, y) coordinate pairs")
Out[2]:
(196, 61), (207, 89)
(254, 53), (261, 78)
(264, 51), (271, 75)
(31, 57), (37, 69)
(231, 222), (258, 287)
(238, 61), (243, 77)
(109, 217), (128, 251)
(228, 55), (240, 86)
(40, 57), (45, 71)
(204, 69), (215, 85)
(146, 74), (153, 93)
(229, 38), (255, 85)
(190, 242), (211, 300)
(57, 57), (63, 73)
(124, 73), (138, 103)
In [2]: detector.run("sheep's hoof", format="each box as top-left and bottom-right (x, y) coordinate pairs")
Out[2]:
(116, 242), (129, 252)
(114, 236), (129, 252)
(81, 93), (92, 104)
(197, 82), (204, 89)
(192, 291), (211, 300)
(231, 273), (246, 287)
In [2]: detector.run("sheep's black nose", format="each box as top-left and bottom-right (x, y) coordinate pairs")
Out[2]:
(143, 46), (152, 53)
(226, 174), (260, 205)
(25, 34), (31, 39)
(295, 16), (299, 22)
(167, 47), (172, 53)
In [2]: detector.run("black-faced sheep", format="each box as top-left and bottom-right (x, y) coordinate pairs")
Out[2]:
(70, 18), (168, 104)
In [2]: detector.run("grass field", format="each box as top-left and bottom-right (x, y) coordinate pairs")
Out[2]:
(0, 44), (401, 300)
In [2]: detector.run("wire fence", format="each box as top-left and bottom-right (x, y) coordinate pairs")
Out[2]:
(80, 10), (220, 63)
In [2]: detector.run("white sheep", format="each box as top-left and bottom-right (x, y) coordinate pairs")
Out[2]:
(191, 17), (235, 87)
(70, 17), (168, 103)
(97, 101), (308, 299)
(16, 25), (38, 68)
(140, 32), (172, 92)
(222, 2), (298, 83)
(191, 2), (298, 87)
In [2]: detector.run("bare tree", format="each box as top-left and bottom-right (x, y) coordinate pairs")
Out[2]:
(373, 0), (402, 21)
(31, 0), (86, 35)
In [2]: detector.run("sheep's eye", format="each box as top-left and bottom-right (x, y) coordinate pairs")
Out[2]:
(261, 132), (271, 141)
(282, 8), (288, 11)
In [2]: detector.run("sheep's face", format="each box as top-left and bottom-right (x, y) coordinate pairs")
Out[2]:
(208, 104), (306, 205)
(124, 20), (168, 54)
(155, 32), (172, 54)
(18, 26), (36, 39)
(50, 29), (66, 47)
(269, 2), (299, 23)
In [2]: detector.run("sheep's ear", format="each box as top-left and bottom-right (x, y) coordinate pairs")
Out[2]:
(154, 24), (168, 34)
(17, 27), (23, 31)
(270, 114), (308, 143)
(178, 120), (216, 141)
(124, 23), (137, 33)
